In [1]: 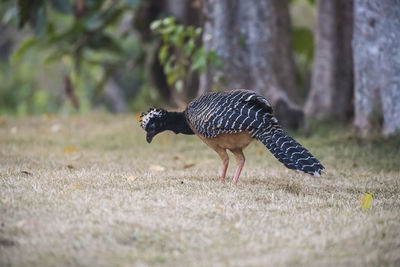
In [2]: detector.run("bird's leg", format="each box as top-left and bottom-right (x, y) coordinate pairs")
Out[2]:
(231, 149), (245, 184)
(221, 159), (229, 183)
(215, 148), (229, 183)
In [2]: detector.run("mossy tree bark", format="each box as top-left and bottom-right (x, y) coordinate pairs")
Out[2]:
(353, 0), (400, 135)
(199, 0), (303, 129)
(305, 0), (354, 122)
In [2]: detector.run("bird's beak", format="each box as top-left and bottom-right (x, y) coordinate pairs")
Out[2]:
(146, 131), (155, 143)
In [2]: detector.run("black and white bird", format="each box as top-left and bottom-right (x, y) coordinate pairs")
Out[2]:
(140, 89), (324, 183)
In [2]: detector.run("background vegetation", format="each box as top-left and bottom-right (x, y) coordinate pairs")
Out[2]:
(0, 0), (315, 115)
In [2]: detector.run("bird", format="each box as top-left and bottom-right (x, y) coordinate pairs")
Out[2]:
(140, 89), (324, 183)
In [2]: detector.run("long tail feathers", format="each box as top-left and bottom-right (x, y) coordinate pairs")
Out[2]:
(253, 127), (325, 176)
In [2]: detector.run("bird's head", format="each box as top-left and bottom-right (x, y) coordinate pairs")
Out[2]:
(140, 107), (168, 143)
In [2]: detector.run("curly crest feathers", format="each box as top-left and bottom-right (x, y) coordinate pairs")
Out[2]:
(139, 108), (167, 130)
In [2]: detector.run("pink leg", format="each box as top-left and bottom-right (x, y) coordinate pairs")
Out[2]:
(221, 159), (229, 183)
(215, 148), (229, 183)
(232, 149), (245, 184)
(232, 159), (245, 184)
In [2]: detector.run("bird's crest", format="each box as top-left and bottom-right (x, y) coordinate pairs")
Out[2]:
(139, 108), (166, 130)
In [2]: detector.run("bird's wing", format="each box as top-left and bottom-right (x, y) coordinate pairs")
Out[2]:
(186, 89), (277, 138)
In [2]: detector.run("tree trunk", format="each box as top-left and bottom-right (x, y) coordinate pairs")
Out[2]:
(104, 79), (127, 113)
(305, 0), (354, 122)
(200, 0), (303, 129)
(353, 0), (400, 135)
(166, 0), (202, 27)
(0, 25), (14, 61)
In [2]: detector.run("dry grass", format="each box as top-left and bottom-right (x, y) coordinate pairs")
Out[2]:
(1, 114), (399, 266)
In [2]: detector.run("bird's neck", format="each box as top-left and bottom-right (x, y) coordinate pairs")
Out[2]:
(165, 111), (194, 135)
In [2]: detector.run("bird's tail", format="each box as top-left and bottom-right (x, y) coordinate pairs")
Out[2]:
(252, 126), (325, 176)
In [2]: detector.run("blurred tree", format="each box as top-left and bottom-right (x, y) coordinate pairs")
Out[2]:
(133, 0), (170, 102)
(305, 0), (354, 122)
(134, 0), (203, 107)
(6, 0), (147, 113)
(199, 0), (303, 128)
(290, 3), (315, 101)
(165, 0), (203, 101)
(199, 0), (303, 129)
(151, 17), (219, 108)
(0, 25), (14, 60)
(1, 0), (210, 113)
(353, 0), (400, 135)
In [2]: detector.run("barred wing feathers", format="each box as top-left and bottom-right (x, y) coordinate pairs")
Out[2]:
(185, 89), (324, 176)
(185, 89), (275, 138)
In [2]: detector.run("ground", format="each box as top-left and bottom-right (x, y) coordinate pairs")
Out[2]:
(0, 114), (399, 266)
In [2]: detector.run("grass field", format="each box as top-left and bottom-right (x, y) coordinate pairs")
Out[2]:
(1, 114), (400, 266)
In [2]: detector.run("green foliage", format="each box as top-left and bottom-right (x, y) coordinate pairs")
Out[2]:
(13, 0), (142, 74)
(0, 52), (63, 115)
(1, 0), (319, 114)
(1, 0), (153, 114)
(50, 0), (73, 14)
(292, 26), (314, 98)
(292, 27), (314, 61)
(289, 0), (316, 98)
(151, 17), (221, 95)
(290, 0), (315, 5)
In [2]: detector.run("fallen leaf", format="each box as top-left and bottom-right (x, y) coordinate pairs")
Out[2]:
(67, 164), (74, 169)
(63, 146), (77, 153)
(41, 114), (55, 121)
(357, 174), (367, 178)
(361, 193), (373, 211)
(149, 164), (165, 171)
(21, 170), (32, 175)
(127, 175), (137, 181)
(68, 184), (83, 190)
(183, 163), (195, 169)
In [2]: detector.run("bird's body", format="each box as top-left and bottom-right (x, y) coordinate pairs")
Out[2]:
(140, 89), (324, 183)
